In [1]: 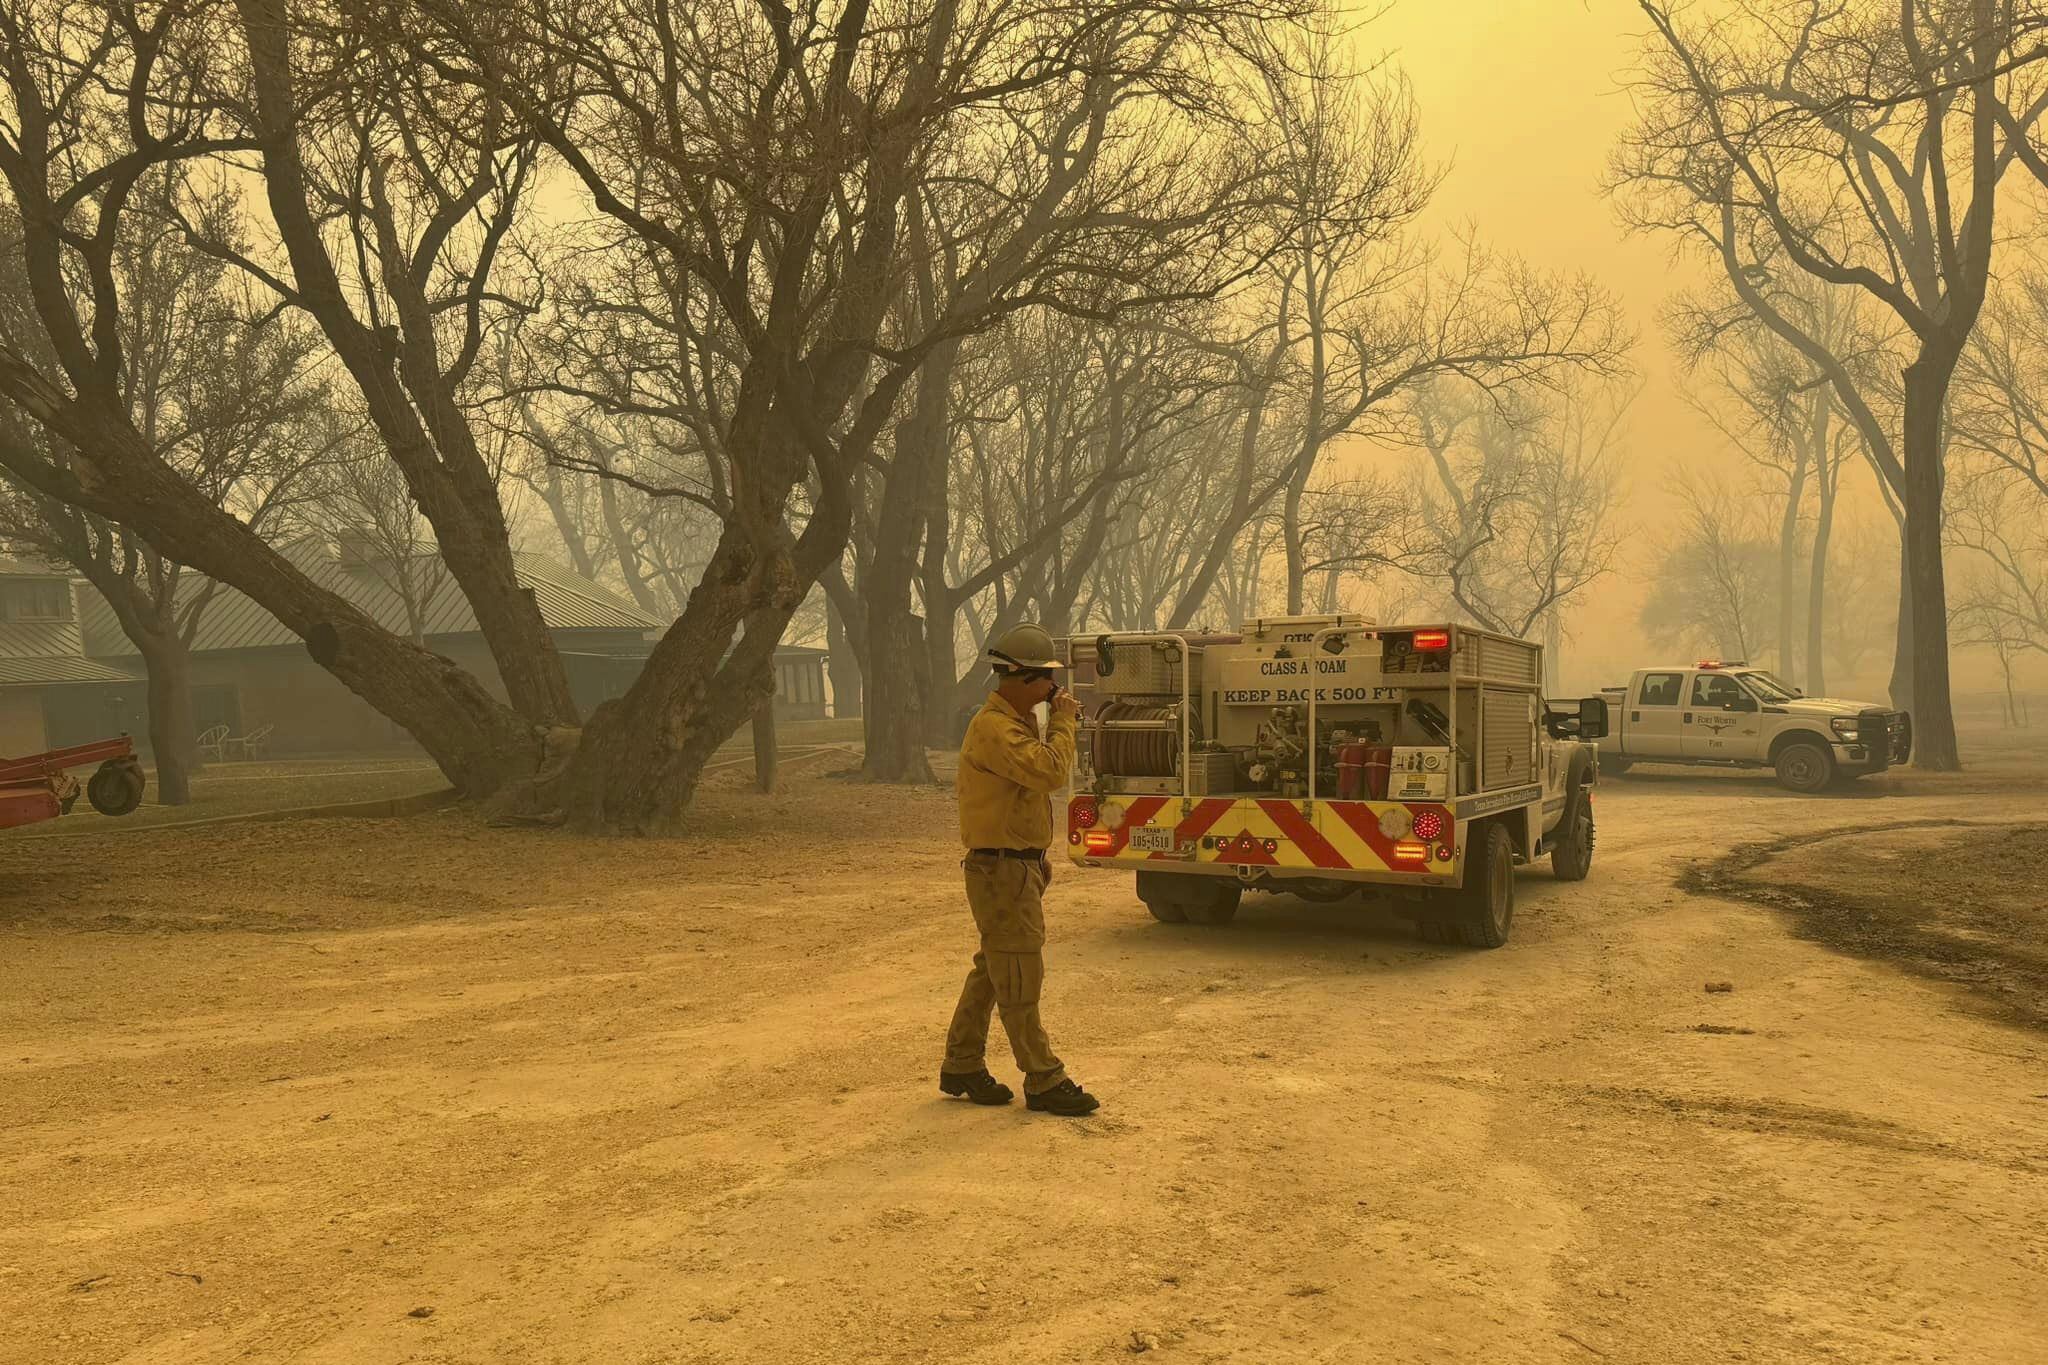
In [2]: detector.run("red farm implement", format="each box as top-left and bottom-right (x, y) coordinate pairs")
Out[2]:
(0, 736), (148, 831)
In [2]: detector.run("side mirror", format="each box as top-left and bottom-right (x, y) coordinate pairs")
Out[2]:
(1576, 695), (1610, 740)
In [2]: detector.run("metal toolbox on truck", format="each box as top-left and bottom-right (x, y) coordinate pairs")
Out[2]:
(1096, 639), (1205, 697)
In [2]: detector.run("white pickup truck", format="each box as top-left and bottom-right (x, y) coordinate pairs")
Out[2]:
(1597, 662), (1910, 793)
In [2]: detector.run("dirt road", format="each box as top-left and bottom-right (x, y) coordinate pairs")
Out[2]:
(3, 752), (2045, 1365)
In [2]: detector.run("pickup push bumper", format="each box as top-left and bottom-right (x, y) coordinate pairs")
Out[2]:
(1835, 709), (1912, 773)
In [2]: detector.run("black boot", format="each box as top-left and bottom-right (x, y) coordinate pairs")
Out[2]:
(939, 1069), (1014, 1106)
(1024, 1079), (1100, 1116)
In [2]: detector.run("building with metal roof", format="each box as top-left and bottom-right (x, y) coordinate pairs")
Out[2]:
(0, 563), (142, 755)
(0, 541), (833, 758)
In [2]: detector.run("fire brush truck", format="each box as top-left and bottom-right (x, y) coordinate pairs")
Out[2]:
(1065, 617), (1610, 948)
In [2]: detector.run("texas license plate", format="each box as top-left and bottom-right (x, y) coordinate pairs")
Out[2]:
(1130, 826), (1175, 853)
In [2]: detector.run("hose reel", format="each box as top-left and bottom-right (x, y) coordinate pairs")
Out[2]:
(1094, 700), (1201, 778)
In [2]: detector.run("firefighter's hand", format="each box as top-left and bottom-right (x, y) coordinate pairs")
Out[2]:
(1052, 690), (1081, 722)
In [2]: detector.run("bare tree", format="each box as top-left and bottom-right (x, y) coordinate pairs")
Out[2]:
(0, 0), (543, 795)
(303, 424), (450, 646)
(394, 0), (1314, 828)
(1640, 478), (1778, 663)
(1950, 266), (2048, 504)
(0, 197), (332, 802)
(1395, 377), (1628, 644)
(215, 0), (577, 728)
(1616, 0), (2048, 768)
(1946, 460), (2048, 677)
(1667, 277), (1880, 692)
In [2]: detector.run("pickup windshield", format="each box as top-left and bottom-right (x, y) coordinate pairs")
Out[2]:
(1736, 670), (1799, 703)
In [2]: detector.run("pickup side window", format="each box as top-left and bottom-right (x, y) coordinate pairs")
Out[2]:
(1638, 672), (1684, 706)
(1691, 674), (1746, 708)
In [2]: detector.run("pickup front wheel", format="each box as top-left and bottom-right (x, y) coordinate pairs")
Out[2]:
(1773, 740), (1835, 794)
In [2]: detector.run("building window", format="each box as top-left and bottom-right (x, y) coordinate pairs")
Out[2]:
(1, 579), (70, 622)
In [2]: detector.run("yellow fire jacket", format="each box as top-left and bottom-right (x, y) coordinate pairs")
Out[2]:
(956, 693), (1077, 851)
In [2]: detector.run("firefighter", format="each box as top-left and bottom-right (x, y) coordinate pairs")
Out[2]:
(938, 622), (1101, 1117)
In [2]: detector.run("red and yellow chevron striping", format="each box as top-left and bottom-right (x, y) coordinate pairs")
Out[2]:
(1067, 794), (1459, 878)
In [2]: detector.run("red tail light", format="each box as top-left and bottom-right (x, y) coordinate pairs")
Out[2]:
(1083, 831), (1116, 852)
(1072, 797), (1099, 830)
(1393, 841), (1428, 861)
(1413, 629), (1450, 650)
(1410, 809), (1445, 841)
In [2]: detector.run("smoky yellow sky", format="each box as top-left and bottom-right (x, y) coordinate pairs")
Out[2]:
(1351, 1), (1723, 689)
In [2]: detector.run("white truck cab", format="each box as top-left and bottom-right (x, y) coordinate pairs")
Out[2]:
(1597, 662), (1910, 792)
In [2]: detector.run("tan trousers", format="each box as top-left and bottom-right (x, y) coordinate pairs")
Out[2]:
(942, 853), (1068, 1095)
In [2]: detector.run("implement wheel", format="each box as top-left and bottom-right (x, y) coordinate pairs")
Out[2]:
(87, 760), (146, 817)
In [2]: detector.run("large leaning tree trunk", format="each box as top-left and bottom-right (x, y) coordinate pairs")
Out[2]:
(225, 0), (578, 732)
(412, 0), (1309, 826)
(0, 2), (543, 796)
(555, 407), (861, 832)
(0, 373), (538, 792)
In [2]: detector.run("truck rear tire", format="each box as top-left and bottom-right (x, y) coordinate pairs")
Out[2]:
(1136, 871), (1188, 923)
(1137, 871), (1241, 925)
(1599, 751), (1632, 778)
(1454, 823), (1516, 948)
(1142, 897), (1187, 924)
(1773, 739), (1835, 794)
(1183, 883), (1243, 925)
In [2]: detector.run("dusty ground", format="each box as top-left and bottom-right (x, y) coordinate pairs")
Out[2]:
(3, 731), (2046, 1365)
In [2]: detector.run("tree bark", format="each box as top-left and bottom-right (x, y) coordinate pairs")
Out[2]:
(1283, 265), (1329, 617)
(1888, 538), (1915, 714)
(555, 396), (854, 831)
(1900, 357), (1961, 768)
(136, 632), (198, 805)
(1168, 380), (1276, 629)
(1776, 422), (1811, 678)
(752, 691), (778, 794)
(1805, 459), (1835, 698)
(861, 344), (955, 784)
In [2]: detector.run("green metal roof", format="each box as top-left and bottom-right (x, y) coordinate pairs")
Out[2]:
(81, 549), (662, 658)
(0, 654), (139, 687)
